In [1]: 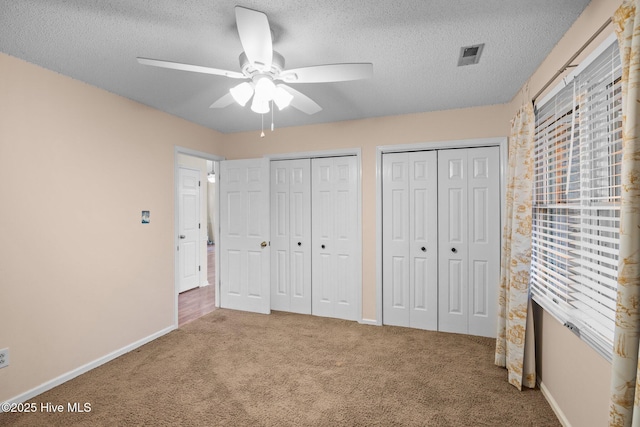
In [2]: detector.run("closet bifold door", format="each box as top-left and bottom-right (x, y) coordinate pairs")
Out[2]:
(382, 151), (438, 330)
(311, 156), (358, 321)
(270, 159), (312, 314)
(437, 147), (500, 338)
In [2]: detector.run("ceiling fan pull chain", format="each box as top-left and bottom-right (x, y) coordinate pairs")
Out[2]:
(271, 101), (275, 132)
(260, 113), (265, 138)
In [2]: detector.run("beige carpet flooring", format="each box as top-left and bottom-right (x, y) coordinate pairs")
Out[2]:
(1, 309), (560, 426)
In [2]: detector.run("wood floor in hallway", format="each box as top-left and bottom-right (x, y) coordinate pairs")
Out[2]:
(178, 244), (216, 327)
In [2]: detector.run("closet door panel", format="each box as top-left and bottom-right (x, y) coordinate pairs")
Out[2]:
(312, 162), (334, 318)
(382, 153), (410, 327)
(408, 152), (438, 330)
(333, 157), (358, 320)
(289, 160), (311, 314)
(382, 151), (437, 330)
(270, 159), (311, 314)
(270, 163), (290, 311)
(467, 147), (500, 337)
(438, 149), (469, 335)
(311, 156), (358, 320)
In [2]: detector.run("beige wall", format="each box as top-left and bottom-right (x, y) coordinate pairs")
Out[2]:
(0, 53), (223, 402)
(0, 1), (621, 423)
(508, 0), (621, 425)
(220, 106), (512, 320)
(533, 304), (612, 426)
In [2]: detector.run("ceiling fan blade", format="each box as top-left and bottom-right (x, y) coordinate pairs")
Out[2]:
(137, 57), (245, 79)
(235, 6), (272, 71)
(278, 85), (322, 115)
(209, 92), (235, 109)
(279, 63), (373, 83)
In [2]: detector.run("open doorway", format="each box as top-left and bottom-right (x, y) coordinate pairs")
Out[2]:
(175, 149), (221, 327)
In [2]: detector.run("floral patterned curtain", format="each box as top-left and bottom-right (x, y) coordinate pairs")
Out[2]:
(609, 1), (640, 425)
(494, 103), (536, 390)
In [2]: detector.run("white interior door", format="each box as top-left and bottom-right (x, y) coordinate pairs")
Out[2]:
(312, 156), (358, 320)
(178, 167), (200, 293)
(438, 147), (499, 337)
(382, 152), (438, 330)
(270, 159), (311, 314)
(219, 158), (270, 314)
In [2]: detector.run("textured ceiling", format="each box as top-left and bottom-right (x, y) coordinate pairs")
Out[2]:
(0, 0), (591, 134)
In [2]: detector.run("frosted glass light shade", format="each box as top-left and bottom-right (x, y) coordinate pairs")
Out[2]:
(251, 97), (270, 114)
(253, 76), (276, 102)
(230, 82), (254, 106)
(273, 86), (293, 110)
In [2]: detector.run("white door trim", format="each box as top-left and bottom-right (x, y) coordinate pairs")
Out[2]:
(266, 148), (363, 324)
(174, 146), (225, 328)
(374, 137), (507, 326)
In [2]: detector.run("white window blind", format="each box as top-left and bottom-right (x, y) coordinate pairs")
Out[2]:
(531, 35), (622, 360)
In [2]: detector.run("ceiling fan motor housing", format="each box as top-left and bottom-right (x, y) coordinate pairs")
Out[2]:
(239, 51), (285, 78)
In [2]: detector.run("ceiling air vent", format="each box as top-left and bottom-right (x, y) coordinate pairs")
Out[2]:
(458, 43), (484, 66)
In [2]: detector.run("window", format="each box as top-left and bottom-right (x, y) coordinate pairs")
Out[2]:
(531, 34), (622, 360)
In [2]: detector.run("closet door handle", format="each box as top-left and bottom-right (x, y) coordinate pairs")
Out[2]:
(321, 244), (326, 249)
(451, 247), (457, 253)
(298, 242), (302, 247)
(421, 247), (426, 252)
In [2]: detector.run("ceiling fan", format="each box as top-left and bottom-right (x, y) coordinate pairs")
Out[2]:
(137, 6), (373, 116)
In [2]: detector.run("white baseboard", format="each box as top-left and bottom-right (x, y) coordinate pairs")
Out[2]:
(2, 325), (175, 409)
(360, 318), (381, 326)
(539, 381), (571, 427)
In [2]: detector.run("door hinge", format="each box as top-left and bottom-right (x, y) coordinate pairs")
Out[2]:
(199, 180), (201, 187)
(199, 265), (201, 272)
(199, 223), (201, 229)
(177, 246), (179, 251)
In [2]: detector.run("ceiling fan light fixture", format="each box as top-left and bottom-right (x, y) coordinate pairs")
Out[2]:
(253, 76), (276, 102)
(273, 86), (293, 110)
(230, 82), (254, 106)
(251, 97), (270, 114)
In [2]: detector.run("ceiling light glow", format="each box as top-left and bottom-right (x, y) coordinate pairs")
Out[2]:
(230, 82), (254, 106)
(251, 97), (270, 114)
(253, 76), (276, 102)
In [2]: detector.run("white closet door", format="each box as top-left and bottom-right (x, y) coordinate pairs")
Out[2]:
(409, 151), (439, 329)
(382, 151), (438, 330)
(382, 153), (410, 327)
(312, 156), (358, 321)
(438, 149), (469, 334)
(219, 158), (270, 314)
(270, 159), (311, 314)
(466, 147), (500, 337)
(438, 147), (499, 337)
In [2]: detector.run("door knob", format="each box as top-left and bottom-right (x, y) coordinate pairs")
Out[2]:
(321, 244), (326, 249)
(298, 242), (302, 246)
(451, 247), (457, 253)
(261, 241), (267, 248)
(421, 247), (426, 252)
(179, 235), (186, 239)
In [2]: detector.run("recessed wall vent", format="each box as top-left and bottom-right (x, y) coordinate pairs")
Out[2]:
(458, 43), (484, 66)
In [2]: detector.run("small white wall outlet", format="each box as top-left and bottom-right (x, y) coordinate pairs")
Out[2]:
(0, 348), (9, 369)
